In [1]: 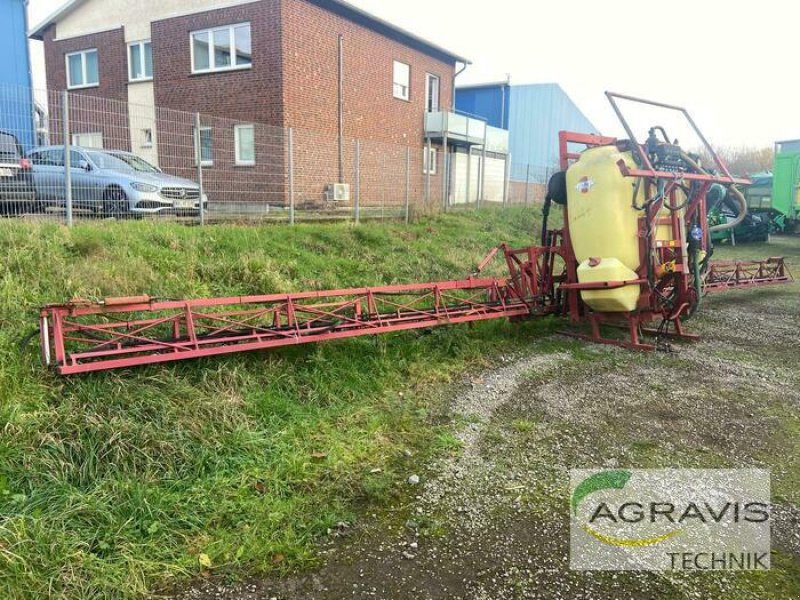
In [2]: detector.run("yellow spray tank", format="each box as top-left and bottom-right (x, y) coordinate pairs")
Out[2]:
(566, 145), (686, 313)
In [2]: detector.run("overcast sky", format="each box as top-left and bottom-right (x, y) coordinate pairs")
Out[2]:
(28, 0), (795, 148)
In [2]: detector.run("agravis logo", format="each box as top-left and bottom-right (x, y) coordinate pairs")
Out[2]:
(569, 469), (771, 571)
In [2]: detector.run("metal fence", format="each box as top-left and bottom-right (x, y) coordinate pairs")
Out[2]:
(0, 83), (555, 225)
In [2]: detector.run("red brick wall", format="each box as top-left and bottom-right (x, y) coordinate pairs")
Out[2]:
(150, 2), (286, 204)
(281, 0), (454, 143)
(150, 2), (284, 125)
(282, 0), (454, 206)
(43, 25), (131, 150)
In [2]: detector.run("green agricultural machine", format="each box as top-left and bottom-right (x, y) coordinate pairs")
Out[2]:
(745, 139), (800, 234)
(711, 140), (800, 244)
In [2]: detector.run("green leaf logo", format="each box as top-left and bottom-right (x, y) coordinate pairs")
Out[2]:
(572, 470), (632, 516)
(572, 470), (683, 547)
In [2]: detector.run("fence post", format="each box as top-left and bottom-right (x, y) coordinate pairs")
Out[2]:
(62, 90), (73, 228)
(405, 146), (411, 224)
(442, 130), (448, 211)
(479, 127), (488, 206)
(525, 163), (532, 205)
(287, 128), (295, 225)
(425, 138), (432, 206)
(503, 153), (512, 207)
(193, 112), (206, 226)
(466, 147), (472, 207)
(354, 139), (361, 225)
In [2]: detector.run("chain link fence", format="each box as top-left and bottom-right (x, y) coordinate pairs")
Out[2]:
(0, 83), (555, 225)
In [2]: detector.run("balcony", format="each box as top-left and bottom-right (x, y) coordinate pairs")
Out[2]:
(424, 110), (508, 154)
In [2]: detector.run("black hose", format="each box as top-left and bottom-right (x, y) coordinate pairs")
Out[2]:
(541, 196), (552, 246)
(19, 329), (39, 353)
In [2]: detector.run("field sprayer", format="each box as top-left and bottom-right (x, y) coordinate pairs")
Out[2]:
(39, 93), (792, 375)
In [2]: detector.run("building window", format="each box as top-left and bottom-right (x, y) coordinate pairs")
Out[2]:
(425, 73), (440, 112)
(142, 128), (154, 148)
(393, 60), (410, 101)
(191, 23), (252, 74)
(194, 126), (213, 166)
(129, 41), (153, 81)
(72, 132), (103, 148)
(234, 124), (255, 166)
(66, 49), (99, 89)
(423, 147), (437, 175)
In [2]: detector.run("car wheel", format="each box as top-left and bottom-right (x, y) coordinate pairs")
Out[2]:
(102, 187), (128, 218)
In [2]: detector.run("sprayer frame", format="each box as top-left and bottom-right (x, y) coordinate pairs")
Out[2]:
(555, 93), (753, 350)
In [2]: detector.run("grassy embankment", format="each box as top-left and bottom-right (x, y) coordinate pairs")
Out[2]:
(0, 208), (553, 598)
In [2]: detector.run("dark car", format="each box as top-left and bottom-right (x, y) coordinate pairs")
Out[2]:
(0, 130), (36, 215)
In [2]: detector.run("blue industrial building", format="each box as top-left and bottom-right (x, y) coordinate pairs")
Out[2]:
(0, 0), (37, 151)
(456, 82), (597, 180)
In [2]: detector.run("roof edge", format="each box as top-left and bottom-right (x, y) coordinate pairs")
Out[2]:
(456, 81), (511, 91)
(308, 0), (469, 64)
(29, 0), (83, 40)
(30, 0), (471, 64)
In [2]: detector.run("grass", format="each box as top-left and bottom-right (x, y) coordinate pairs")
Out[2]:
(1, 211), (797, 598)
(0, 207), (546, 598)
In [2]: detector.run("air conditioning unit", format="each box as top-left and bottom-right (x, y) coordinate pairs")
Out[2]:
(326, 183), (350, 202)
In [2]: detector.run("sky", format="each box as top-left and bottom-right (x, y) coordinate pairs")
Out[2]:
(26, 0), (797, 148)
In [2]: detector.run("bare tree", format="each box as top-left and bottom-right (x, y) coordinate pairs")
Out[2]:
(696, 146), (774, 177)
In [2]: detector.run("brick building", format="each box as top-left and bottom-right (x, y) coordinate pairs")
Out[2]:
(31, 0), (506, 208)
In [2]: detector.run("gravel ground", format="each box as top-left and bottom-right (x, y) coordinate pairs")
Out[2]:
(170, 270), (800, 600)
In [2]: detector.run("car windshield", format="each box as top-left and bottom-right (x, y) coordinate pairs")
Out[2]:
(87, 151), (160, 173)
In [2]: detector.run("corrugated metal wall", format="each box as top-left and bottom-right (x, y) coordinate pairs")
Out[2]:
(508, 84), (597, 180)
(0, 0), (36, 150)
(454, 84), (510, 129)
(456, 82), (597, 182)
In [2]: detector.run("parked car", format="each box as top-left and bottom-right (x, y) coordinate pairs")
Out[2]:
(0, 130), (37, 215)
(26, 146), (208, 216)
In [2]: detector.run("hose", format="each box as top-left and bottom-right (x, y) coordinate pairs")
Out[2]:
(19, 329), (39, 353)
(709, 185), (748, 233)
(686, 244), (703, 320)
(541, 195), (551, 246)
(678, 151), (748, 233)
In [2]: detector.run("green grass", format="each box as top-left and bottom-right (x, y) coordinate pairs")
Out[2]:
(0, 208), (545, 598)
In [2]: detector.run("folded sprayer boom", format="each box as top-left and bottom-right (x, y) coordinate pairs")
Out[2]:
(40, 262), (557, 375)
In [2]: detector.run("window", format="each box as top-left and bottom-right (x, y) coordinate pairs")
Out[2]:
(72, 132), (104, 149)
(423, 147), (437, 175)
(393, 60), (410, 101)
(142, 128), (154, 148)
(30, 149), (64, 167)
(69, 150), (87, 168)
(425, 73), (440, 113)
(66, 49), (99, 89)
(129, 40), (153, 81)
(0, 132), (21, 162)
(191, 23), (252, 74)
(194, 126), (213, 166)
(234, 124), (255, 166)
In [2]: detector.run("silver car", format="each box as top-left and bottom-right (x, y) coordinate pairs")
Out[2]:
(27, 146), (208, 216)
